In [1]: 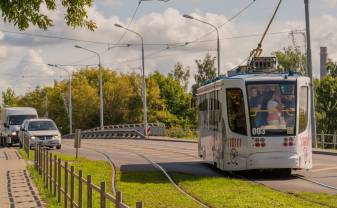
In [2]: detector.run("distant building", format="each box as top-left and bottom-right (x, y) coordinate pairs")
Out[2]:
(320, 47), (328, 79)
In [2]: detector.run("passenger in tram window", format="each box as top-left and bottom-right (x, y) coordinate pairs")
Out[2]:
(249, 87), (262, 127)
(267, 91), (283, 126)
(281, 95), (296, 127)
(256, 86), (269, 127)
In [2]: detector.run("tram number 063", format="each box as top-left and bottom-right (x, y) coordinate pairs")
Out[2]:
(252, 128), (266, 135)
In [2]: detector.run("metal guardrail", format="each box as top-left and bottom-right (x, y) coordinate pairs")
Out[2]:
(34, 146), (143, 208)
(317, 133), (337, 149)
(63, 123), (165, 140)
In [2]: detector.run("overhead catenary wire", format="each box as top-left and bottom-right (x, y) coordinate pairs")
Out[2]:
(66, 0), (144, 65)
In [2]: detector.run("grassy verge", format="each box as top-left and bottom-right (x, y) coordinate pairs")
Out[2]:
(19, 149), (115, 208)
(171, 173), (337, 208)
(295, 192), (337, 208)
(20, 149), (337, 208)
(117, 171), (202, 208)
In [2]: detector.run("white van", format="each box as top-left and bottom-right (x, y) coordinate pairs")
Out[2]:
(0, 107), (38, 146)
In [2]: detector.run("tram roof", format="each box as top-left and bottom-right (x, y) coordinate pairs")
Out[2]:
(197, 72), (307, 94)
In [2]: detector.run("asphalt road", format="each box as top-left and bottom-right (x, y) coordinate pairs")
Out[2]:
(56, 139), (337, 194)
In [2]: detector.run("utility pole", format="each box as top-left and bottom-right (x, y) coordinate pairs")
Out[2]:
(48, 64), (73, 134)
(183, 14), (221, 76)
(304, 0), (317, 147)
(74, 45), (104, 130)
(114, 24), (148, 136)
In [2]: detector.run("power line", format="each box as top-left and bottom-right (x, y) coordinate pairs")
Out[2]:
(67, 0), (144, 65)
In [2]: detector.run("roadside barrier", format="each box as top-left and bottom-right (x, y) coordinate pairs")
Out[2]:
(316, 133), (337, 149)
(34, 146), (143, 208)
(63, 123), (165, 140)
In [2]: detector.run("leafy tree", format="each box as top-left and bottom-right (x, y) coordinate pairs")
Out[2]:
(315, 76), (337, 133)
(169, 62), (190, 91)
(327, 59), (337, 78)
(1, 88), (19, 107)
(192, 54), (217, 95)
(0, 0), (96, 30)
(273, 46), (307, 75)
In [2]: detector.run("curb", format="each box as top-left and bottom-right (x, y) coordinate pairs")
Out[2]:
(62, 137), (199, 144)
(313, 149), (337, 156)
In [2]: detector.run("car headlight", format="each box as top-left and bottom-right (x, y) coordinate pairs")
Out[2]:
(30, 136), (36, 140)
(52, 135), (61, 140)
(11, 132), (17, 136)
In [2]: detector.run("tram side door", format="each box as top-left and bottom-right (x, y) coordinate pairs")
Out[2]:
(223, 80), (250, 171)
(297, 78), (312, 169)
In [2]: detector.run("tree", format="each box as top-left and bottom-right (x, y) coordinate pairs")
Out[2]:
(315, 76), (337, 133)
(327, 59), (337, 78)
(273, 46), (307, 75)
(0, 0), (96, 30)
(192, 54), (217, 94)
(169, 62), (190, 91)
(1, 88), (19, 107)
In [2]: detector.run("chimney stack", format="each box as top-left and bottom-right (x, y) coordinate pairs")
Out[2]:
(320, 47), (328, 79)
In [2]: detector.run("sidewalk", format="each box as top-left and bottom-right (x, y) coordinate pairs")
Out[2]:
(0, 147), (45, 208)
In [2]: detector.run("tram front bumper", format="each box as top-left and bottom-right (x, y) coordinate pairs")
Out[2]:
(247, 152), (299, 169)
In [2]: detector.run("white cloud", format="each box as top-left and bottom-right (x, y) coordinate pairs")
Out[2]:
(1, 5), (337, 96)
(321, 0), (337, 8)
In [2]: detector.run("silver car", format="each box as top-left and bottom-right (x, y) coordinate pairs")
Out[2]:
(20, 119), (62, 149)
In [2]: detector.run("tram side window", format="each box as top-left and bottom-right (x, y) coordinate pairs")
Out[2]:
(299, 86), (308, 133)
(226, 88), (247, 135)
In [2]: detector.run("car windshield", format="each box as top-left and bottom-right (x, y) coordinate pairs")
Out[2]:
(28, 121), (57, 131)
(8, 115), (37, 125)
(247, 82), (296, 136)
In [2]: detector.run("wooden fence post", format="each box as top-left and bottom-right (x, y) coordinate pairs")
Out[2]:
(45, 151), (49, 188)
(39, 147), (42, 175)
(78, 170), (83, 208)
(100, 182), (106, 208)
(70, 166), (75, 208)
(57, 158), (62, 203)
(34, 145), (37, 170)
(42, 149), (45, 183)
(53, 155), (57, 196)
(49, 153), (53, 193)
(136, 201), (143, 208)
(64, 161), (69, 208)
(333, 133), (337, 149)
(115, 191), (122, 208)
(87, 175), (92, 208)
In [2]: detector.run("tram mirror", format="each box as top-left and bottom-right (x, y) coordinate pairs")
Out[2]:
(280, 84), (295, 95)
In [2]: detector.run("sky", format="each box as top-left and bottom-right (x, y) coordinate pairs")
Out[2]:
(1, 0), (337, 101)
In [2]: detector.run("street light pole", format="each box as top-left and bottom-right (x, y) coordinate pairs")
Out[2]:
(74, 45), (104, 130)
(304, 0), (317, 147)
(114, 24), (148, 136)
(48, 64), (73, 134)
(183, 14), (221, 76)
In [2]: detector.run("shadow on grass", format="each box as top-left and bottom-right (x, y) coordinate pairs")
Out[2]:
(120, 161), (300, 184)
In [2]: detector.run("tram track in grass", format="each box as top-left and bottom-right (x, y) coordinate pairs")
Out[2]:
(81, 144), (211, 208)
(230, 171), (337, 208)
(59, 141), (335, 208)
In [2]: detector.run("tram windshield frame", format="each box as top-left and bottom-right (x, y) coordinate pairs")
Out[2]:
(246, 81), (297, 137)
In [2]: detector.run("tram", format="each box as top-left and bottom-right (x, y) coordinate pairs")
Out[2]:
(197, 57), (312, 172)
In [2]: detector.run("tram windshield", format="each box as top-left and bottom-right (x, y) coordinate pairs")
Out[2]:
(247, 82), (296, 136)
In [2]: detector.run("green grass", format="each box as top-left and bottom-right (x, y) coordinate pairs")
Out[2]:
(20, 149), (115, 208)
(117, 171), (202, 208)
(20, 149), (337, 208)
(295, 192), (337, 208)
(171, 173), (335, 208)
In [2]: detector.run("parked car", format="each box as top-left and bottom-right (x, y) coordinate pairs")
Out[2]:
(0, 107), (38, 147)
(19, 119), (61, 149)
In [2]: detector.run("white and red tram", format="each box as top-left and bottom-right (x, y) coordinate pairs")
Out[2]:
(197, 57), (312, 172)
